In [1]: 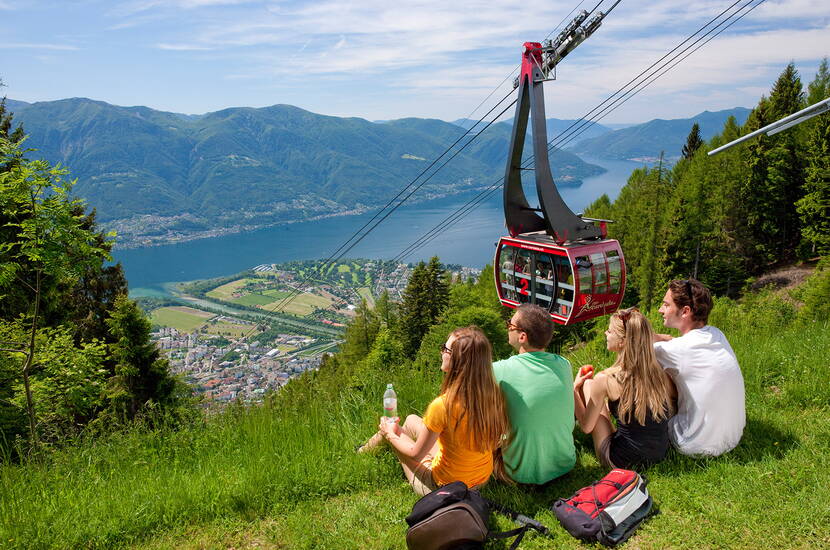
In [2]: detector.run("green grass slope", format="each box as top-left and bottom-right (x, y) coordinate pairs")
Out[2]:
(1, 289), (828, 549)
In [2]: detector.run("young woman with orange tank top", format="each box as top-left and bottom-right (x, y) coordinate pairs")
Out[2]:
(574, 308), (677, 470)
(359, 326), (510, 495)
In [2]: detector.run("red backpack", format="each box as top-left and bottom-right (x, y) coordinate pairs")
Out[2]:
(552, 469), (654, 546)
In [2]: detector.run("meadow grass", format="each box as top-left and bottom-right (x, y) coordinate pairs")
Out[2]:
(205, 279), (252, 301)
(2, 296), (828, 549)
(262, 293), (332, 316)
(150, 307), (215, 332)
(230, 293), (278, 308)
(261, 289), (293, 299)
(357, 286), (375, 306)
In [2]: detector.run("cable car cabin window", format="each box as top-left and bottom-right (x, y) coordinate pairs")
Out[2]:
(576, 256), (594, 295)
(590, 252), (610, 294)
(606, 249), (622, 293)
(533, 254), (555, 311)
(499, 245), (517, 301)
(514, 249), (533, 303)
(552, 255), (574, 317)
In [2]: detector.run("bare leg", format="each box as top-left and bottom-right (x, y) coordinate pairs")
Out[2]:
(356, 430), (384, 453)
(394, 414), (439, 488)
(590, 406), (616, 459)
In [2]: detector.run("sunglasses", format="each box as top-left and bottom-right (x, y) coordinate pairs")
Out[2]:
(505, 320), (524, 332)
(616, 307), (639, 328)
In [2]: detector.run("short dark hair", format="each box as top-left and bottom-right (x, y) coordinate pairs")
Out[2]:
(515, 304), (554, 349)
(668, 279), (713, 324)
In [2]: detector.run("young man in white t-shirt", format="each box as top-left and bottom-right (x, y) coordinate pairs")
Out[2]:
(653, 279), (745, 456)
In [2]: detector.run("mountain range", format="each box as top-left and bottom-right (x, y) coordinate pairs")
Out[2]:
(451, 117), (614, 143)
(6, 98), (750, 247)
(565, 107), (752, 160)
(8, 98), (601, 247)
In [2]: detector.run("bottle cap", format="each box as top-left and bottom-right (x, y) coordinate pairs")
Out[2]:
(386, 383), (393, 389)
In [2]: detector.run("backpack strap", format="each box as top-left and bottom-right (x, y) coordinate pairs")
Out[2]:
(488, 525), (530, 550)
(483, 497), (554, 548)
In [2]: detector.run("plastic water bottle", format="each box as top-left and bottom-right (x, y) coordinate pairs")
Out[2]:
(383, 383), (398, 425)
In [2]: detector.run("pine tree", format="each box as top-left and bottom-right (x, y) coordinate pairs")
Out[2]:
(740, 64), (807, 270)
(424, 256), (450, 319)
(398, 262), (430, 358)
(796, 104), (830, 255)
(0, 80), (24, 145)
(339, 298), (380, 366)
(806, 58), (830, 105)
(606, 166), (671, 309)
(682, 123), (703, 159)
(397, 257), (449, 358)
(105, 295), (182, 421)
(795, 58), (830, 256)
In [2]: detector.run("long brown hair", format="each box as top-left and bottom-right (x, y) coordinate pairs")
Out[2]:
(440, 326), (510, 453)
(609, 308), (674, 425)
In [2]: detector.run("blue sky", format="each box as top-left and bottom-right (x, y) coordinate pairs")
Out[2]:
(2, 0), (828, 124)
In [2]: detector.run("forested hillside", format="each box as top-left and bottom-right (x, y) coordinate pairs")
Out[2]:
(0, 99), (187, 456)
(584, 61), (829, 306)
(9, 100), (601, 245)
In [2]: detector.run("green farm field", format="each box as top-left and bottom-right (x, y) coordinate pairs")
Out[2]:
(262, 289), (293, 299)
(262, 293), (332, 316)
(150, 306), (214, 332)
(206, 278), (254, 301)
(356, 287), (374, 306)
(231, 293), (278, 307)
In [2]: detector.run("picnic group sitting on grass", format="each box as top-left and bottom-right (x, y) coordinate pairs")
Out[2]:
(359, 278), (746, 494)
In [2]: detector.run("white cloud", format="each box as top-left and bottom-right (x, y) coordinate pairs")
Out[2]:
(156, 42), (216, 51)
(12, 0), (830, 120)
(0, 42), (79, 50)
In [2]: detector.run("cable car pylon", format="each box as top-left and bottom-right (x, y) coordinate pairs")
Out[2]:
(495, 8), (627, 325)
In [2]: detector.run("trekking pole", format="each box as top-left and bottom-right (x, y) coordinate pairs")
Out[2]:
(485, 498), (553, 538)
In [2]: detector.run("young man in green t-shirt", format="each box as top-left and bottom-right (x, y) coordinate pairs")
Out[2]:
(493, 304), (575, 484)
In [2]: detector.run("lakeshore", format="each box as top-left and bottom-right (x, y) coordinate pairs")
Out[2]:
(117, 157), (642, 296)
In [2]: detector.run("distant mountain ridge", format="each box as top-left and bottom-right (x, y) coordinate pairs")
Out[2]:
(567, 107), (752, 161)
(452, 117), (614, 143)
(8, 98), (602, 247)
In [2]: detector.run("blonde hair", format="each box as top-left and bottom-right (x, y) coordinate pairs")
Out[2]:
(609, 308), (674, 425)
(441, 326), (510, 453)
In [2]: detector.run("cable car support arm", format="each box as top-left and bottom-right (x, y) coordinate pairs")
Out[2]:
(504, 9), (609, 243)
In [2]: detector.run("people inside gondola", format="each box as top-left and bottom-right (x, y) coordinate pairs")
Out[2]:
(493, 304), (575, 484)
(573, 308), (676, 470)
(360, 326), (510, 496)
(501, 258), (516, 300)
(653, 279), (745, 456)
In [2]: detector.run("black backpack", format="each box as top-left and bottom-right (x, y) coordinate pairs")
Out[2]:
(405, 481), (547, 550)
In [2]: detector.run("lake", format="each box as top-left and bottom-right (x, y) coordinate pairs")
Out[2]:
(116, 157), (643, 296)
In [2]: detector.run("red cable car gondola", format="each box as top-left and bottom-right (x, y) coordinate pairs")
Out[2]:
(495, 36), (626, 324)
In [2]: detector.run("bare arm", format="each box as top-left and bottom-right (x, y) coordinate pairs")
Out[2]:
(573, 366), (592, 425)
(379, 417), (439, 459)
(653, 333), (673, 342)
(574, 374), (609, 434)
